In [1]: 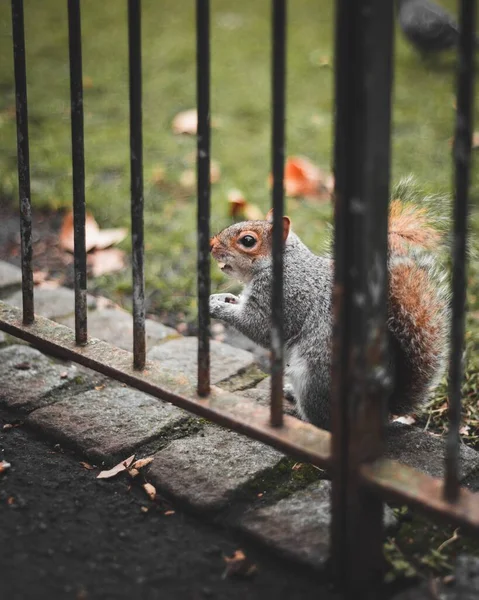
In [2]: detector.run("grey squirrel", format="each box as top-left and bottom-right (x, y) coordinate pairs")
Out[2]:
(209, 200), (449, 430)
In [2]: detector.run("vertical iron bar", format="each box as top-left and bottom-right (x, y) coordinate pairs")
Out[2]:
(330, 0), (394, 596)
(445, 0), (476, 502)
(128, 0), (146, 370)
(270, 0), (286, 428)
(196, 0), (211, 397)
(11, 0), (33, 325)
(67, 0), (87, 345)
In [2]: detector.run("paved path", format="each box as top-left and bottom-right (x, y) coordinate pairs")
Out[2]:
(1, 259), (479, 598)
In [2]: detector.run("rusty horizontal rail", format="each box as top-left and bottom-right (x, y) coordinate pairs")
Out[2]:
(0, 301), (331, 467)
(361, 459), (479, 535)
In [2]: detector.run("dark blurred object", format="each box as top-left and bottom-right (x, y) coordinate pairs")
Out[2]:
(397, 0), (465, 54)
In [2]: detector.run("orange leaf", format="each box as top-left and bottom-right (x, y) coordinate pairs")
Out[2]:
(97, 455), (135, 479)
(269, 156), (333, 200)
(133, 457), (154, 470)
(223, 550), (257, 579)
(0, 461), (11, 474)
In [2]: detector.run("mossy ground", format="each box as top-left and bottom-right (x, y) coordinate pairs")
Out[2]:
(1, 0), (479, 583)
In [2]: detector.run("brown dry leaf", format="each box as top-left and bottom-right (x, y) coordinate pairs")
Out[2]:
(228, 190), (263, 221)
(143, 482), (156, 501)
(164, 510), (175, 516)
(0, 461), (12, 474)
(82, 75), (94, 89)
(172, 109), (198, 134)
(128, 468), (140, 479)
(97, 455), (135, 479)
(79, 462), (94, 470)
(88, 248), (126, 277)
(133, 457), (154, 470)
(392, 415), (416, 426)
(269, 156), (333, 200)
(459, 425), (470, 436)
(223, 550), (257, 579)
(59, 210), (127, 253)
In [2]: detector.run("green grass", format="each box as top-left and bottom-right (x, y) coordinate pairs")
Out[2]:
(2, 1), (478, 314)
(1, 1), (479, 581)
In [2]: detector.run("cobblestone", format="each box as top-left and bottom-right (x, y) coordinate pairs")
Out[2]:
(148, 425), (284, 511)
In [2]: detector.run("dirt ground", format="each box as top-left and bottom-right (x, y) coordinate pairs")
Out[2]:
(0, 408), (341, 600)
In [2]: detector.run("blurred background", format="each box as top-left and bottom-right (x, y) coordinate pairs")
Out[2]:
(0, 0), (478, 325)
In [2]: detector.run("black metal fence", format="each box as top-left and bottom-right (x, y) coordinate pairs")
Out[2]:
(1, 1), (479, 597)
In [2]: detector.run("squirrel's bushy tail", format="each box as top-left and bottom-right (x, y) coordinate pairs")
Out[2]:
(387, 199), (449, 415)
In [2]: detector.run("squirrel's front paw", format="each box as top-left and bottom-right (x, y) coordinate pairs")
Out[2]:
(209, 293), (239, 319)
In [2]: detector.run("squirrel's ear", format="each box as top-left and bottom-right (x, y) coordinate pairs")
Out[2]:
(266, 210), (291, 241)
(283, 216), (291, 242)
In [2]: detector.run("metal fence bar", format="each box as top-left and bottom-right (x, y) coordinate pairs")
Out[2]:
(445, 0), (476, 502)
(330, 0), (394, 594)
(270, 0), (287, 428)
(67, 0), (87, 346)
(128, 0), (146, 370)
(196, 0), (211, 397)
(11, 0), (33, 325)
(0, 301), (332, 466)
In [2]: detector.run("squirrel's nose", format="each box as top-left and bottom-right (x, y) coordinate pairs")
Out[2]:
(209, 237), (217, 253)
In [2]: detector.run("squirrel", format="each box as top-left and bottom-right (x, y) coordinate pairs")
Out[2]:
(209, 200), (449, 430)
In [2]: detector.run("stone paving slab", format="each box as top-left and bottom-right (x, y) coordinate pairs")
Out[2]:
(147, 336), (255, 385)
(386, 423), (479, 481)
(27, 386), (188, 464)
(58, 307), (179, 352)
(0, 260), (22, 297)
(0, 345), (81, 413)
(5, 287), (96, 320)
(393, 555), (479, 599)
(241, 376), (297, 417)
(240, 480), (397, 571)
(148, 425), (284, 511)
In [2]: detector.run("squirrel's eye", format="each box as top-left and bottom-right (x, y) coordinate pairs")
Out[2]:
(239, 235), (256, 248)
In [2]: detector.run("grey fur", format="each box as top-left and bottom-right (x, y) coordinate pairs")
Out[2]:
(210, 226), (447, 431)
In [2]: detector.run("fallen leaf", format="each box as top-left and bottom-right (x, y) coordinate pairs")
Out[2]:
(180, 160), (221, 189)
(269, 156), (333, 200)
(223, 550), (257, 579)
(0, 461), (11, 474)
(79, 462), (94, 470)
(59, 210), (127, 253)
(392, 415), (416, 425)
(128, 468), (140, 479)
(164, 510), (175, 516)
(82, 75), (94, 89)
(97, 455), (135, 479)
(94, 385), (105, 391)
(459, 425), (470, 436)
(143, 482), (156, 501)
(60, 371), (68, 379)
(2, 424), (14, 431)
(88, 248), (126, 277)
(292, 463), (303, 471)
(7, 496), (14, 505)
(133, 457), (154, 470)
(172, 108), (198, 135)
(140, 506), (149, 514)
(473, 132), (479, 149)
(228, 190), (263, 221)
(150, 165), (165, 186)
